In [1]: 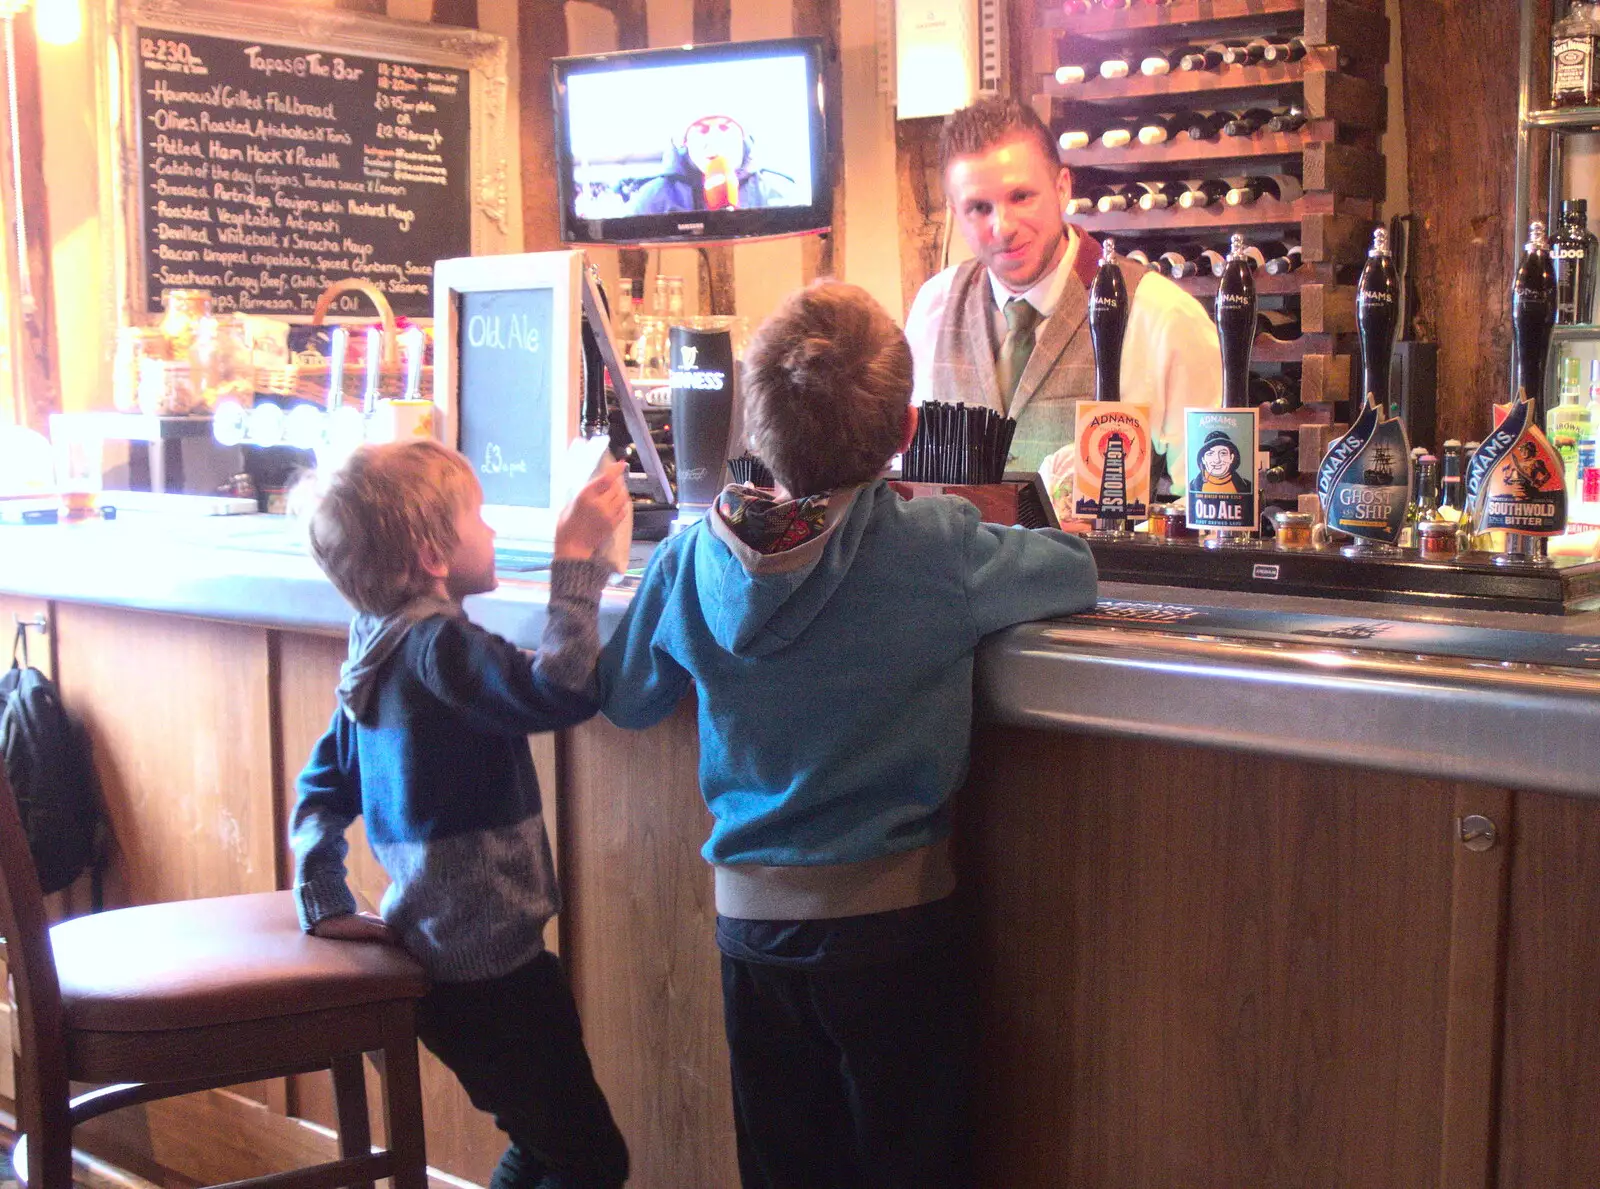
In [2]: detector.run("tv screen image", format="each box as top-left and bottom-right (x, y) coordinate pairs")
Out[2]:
(554, 38), (830, 246)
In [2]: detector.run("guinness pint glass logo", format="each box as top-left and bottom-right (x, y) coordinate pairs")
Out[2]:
(680, 345), (698, 368)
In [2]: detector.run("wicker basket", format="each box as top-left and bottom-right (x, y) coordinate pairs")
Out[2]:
(253, 279), (429, 404)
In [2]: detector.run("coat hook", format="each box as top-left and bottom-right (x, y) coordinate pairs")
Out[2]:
(12, 614), (47, 635)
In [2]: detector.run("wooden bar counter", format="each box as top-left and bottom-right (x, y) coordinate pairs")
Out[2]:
(3, 513), (1599, 1188)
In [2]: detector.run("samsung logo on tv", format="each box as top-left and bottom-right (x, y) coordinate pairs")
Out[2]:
(676, 222), (707, 234)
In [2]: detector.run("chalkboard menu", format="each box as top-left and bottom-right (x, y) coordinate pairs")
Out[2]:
(134, 27), (472, 318)
(456, 287), (555, 510)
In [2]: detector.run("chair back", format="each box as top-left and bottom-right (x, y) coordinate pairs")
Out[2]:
(0, 766), (71, 1153)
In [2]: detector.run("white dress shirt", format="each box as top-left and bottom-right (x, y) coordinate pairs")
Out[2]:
(904, 225), (1223, 487)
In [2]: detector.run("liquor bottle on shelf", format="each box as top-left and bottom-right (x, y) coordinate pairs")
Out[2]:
(1546, 354), (1590, 490)
(1439, 440), (1466, 516)
(1262, 37), (1307, 64)
(1401, 454), (1441, 546)
(1551, 0), (1600, 108)
(1054, 64), (1089, 85)
(1141, 47), (1198, 76)
(1139, 111), (1204, 145)
(1222, 39), (1272, 67)
(1177, 178), (1231, 209)
(1160, 246), (1204, 278)
(1097, 185), (1135, 213)
(1263, 438), (1300, 482)
(1065, 185), (1115, 216)
(1137, 181), (1188, 210)
(1550, 197), (1599, 323)
(1266, 105), (1310, 133)
(1263, 244), (1304, 274)
(1223, 108), (1276, 137)
(1099, 50), (1137, 79)
(1225, 175), (1305, 206)
(1179, 43), (1231, 71)
(1099, 117), (1144, 148)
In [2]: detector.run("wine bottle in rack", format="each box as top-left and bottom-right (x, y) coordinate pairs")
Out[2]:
(1263, 439), (1301, 482)
(1177, 178), (1231, 208)
(1182, 111), (1234, 141)
(1138, 111), (1203, 145)
(1263, 244), (1304, 274)
(1179, 43), (1231, 71)
(1255, 308), (1302, 340)
(1054, 63), (1089, 85)
(1125, 248), (1161, 270)
(1141, 47), (1198, 76)
(1199, 246), (1229, 276)
(1211, 242), (1279, 276)
(1225, 175), (1305, 206)
(1223, 38), (1272, 67)
(1266, 105), (1309, 133)
(1099, 117), (1143, 148)
(1137, 181), (1188, 211)
(1223, 108), (1276, 137)
(1160, 246), (1204, 278)
(1255, 373), (1304, 414)
(1097, 185), (1135, 213)
(1064, 185), (1115, 216)
(1262, 37), (1307, 64)
(1099, 49), (1137, 78)
(1058, 121), (1107, 151)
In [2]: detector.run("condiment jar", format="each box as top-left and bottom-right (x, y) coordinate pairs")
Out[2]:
(1416, 519), (1459, 561)
(160, 289), (213, 358)
(1272, 510), (1315, 550)
(1148, 502), (1188, 541)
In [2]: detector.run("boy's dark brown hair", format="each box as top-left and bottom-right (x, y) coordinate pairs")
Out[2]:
(741, 280), (912, 497)
(304, 439), (480, 616)
(937, 96), (1060, 179)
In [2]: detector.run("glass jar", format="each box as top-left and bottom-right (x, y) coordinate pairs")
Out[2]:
(191, 314), (253, 411)
(1272, 509), (1315, 550)
(112, 327), (170, 412)
(160, 289), (213, 358)
(1148, 502), (1188, 541)
(1416, 519), (1460, 561)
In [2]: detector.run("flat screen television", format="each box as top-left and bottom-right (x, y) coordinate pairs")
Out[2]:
(552, 37), (831, 247)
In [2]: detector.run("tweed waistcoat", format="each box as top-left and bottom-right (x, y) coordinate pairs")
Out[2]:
(928, 251), (1147, 471)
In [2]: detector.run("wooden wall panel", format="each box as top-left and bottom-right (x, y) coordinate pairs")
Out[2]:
(895, 116), (946, 317)
(794, 0), (842, 283)
(959, 727), (1465, 1189)
(1496, 788), (1600, 1186)
(519, 2), (569, 251)
(558, 700), (736, 1189)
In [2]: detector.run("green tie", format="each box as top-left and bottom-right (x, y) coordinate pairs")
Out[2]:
(999, 298), (1042, 409)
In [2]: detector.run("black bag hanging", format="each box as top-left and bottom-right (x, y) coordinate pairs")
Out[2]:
(0, 623), (106, 902)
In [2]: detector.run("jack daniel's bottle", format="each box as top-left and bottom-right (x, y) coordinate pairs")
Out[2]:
(1552, 1), (1600, 107)
(1551, 198), (1599, 323)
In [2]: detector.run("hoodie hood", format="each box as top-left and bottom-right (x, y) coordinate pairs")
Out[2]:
(337, 595), (461, 723)
(699, 481), (871, 658)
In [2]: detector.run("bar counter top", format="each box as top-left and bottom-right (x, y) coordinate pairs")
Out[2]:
(3, 513), (1597, 798)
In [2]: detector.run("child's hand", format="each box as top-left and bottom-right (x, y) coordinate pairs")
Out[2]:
(311, 911), (397, 944)
(554, 458), (630, 561)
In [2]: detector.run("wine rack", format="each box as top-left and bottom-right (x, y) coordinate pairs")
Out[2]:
(1033, 0), (1388, 513)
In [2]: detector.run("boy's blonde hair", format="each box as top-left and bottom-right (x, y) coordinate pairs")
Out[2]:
(305, 439), (481, 616)
(741, 280), (912, 498)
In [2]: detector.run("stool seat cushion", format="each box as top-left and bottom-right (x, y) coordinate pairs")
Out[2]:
(50, 891), (428, 1033)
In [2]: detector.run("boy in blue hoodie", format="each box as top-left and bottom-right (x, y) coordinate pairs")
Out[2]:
(291, 438), (631, 1189)
(597, 280), (1099, 1188)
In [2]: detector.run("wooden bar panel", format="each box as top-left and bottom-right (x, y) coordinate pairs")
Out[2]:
(517, 1), (568, 252)
(1303, 143), (1387, 201)
(1299, 283), (1356, 334)
(896, 116), (946, 317)
(559, 702), (737, 1189)
(1496, 789), (1600, 1186)
(959, 727), (1464, 1188)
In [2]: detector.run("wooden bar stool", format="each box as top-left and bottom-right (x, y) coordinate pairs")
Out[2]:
(0, 768), (431, 1189)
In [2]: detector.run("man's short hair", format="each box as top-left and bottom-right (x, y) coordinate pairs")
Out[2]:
(938, 96), (1060, 180)
(304, 439), (481, 616)
(742, 280), (911, 498)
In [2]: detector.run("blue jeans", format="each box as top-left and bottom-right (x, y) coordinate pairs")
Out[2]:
(415, 951), (629, 1189)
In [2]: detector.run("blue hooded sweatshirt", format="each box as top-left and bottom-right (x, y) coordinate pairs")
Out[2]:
(597, 479), (1098, 921)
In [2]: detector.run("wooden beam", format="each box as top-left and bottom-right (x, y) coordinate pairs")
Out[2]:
(896, 116), (946, 318)
(428, 0), (476, 27)
(1399, 0), (1523, 448)
(794, 0), (842, 284)
(613, 0), (648, 295)
(518, 1), (569, 252)
(331, 0), (386, 13)
(694, 0), (735, 314)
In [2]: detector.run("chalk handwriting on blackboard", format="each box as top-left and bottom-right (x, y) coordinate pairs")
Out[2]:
(467, 313), (543, 353)
(457, 287), (555, 510)
(135, 28), (470, 317)
(481, 443), (529, 476)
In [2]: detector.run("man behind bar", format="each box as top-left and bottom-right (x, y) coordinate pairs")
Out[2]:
(904, 96), (1222, 488)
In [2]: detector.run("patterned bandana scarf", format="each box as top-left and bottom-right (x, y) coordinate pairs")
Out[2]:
(715, 484), (832, 555)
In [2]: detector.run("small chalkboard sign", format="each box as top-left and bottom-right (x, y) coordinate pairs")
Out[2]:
(456, 287), (555, 511)
(435, 250), (672, 540)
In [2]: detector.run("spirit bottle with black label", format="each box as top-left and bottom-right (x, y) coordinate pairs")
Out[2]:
(1552, 1), (1600, 107)
(1439, 440), (1466, 517)
(1551, 197), (1599, 323)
